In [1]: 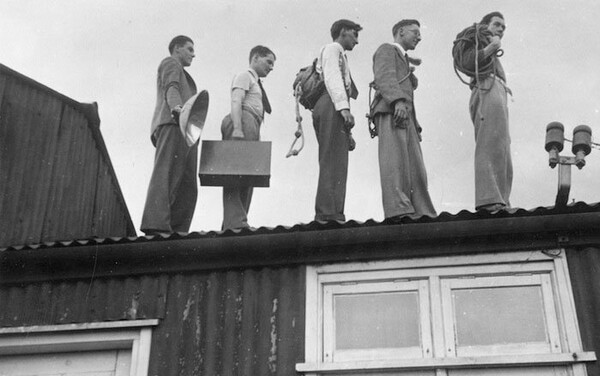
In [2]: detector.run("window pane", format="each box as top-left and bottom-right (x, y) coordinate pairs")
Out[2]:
(338, 372), (435, 376)
(452, 286), (547, 346)
(335, 291), (420, 349)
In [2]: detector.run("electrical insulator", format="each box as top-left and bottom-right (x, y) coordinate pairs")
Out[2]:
(545, 122), (564, 168)
(572, 125), (592, 169)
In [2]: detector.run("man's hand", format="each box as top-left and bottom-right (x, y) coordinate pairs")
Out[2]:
(340, 109), (355, 129)
(393, 101), (409, 128)
(489, 35), (501, 50)
(171, 105), (183, 123)
(483, 35), (502, 57)
(231, 127), (245, 140)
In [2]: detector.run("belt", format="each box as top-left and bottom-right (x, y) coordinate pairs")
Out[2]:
(242, 104), (264, 124)
(490, 74), (513, 96)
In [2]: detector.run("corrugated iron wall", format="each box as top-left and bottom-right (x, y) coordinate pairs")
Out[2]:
(566, 247), (600, 375)
(0, 64), (135, 246)
(0, 265), (306, 376)
(151, 266), (305, 376)
(0, 275), (168, 326)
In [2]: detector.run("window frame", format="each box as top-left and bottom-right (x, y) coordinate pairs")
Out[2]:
(441, 273), (561, 357)
(298, 250), (596, 375)
(323, 279), (431, 362)
(0, 319), (158, 376)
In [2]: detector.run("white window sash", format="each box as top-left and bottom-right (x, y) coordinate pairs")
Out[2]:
(300, 251), (596, 375)
(0, 320), (158, 376)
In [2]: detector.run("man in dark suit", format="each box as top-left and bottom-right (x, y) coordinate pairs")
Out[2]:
(371, 19), (436, 219)
(141, 35), (198, 235)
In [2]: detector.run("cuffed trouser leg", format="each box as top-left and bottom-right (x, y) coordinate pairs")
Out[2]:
(312, 93), (348, 222)
(376, 113), (436, 219)
(141, 124), (198, 233)
(470, 77), (512, 210)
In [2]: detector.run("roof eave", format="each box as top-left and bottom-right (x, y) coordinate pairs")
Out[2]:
(2, 211), (600, 284)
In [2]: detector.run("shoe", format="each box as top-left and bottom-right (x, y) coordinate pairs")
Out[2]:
(142, 229), (172, 237)
(477, 203), (506, 213)
(386, 212), (418, 222)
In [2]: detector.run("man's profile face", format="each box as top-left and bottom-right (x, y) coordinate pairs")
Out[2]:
(487, 16), (506, 39)
(340, 28), (359, 51)
(252, 53), (275, 78)
(399, 24), (421, 51)
(173, 41), (195, 67)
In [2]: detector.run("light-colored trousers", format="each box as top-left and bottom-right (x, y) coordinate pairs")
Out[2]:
(469, 76), (512, 209)
(376, 113), (436, 219)
(220, 110), (261, 230)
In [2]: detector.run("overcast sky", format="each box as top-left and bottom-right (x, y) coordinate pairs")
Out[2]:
(2, 0), (600, 233)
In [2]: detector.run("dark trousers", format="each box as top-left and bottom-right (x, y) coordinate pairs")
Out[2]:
(221, 110), (261, 230)
(312, 93), (349, 221)
(141, 124), (198, 234)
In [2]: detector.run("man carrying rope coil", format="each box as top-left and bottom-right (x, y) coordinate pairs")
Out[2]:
(453, 12), (512, 212)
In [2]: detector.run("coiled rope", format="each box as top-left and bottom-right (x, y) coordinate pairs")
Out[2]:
(286, 85), (305, 157)
(452, 23), (502, 86)
(452, 23), (504, 121)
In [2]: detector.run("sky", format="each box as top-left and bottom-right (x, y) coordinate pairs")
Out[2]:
(2, 0), (600, 234)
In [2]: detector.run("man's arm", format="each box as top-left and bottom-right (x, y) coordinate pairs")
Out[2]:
(373, 44), (413, 104)
(160, 58), (185, 118)
(460, 36), (501, 73)
(321, 44), (354, 127)
(230, 88), (245, 139)
(373, 44), (413, 127)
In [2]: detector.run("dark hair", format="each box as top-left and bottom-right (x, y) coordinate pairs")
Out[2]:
(392, 19), (420, 37)
(249, 45), (276, 63)
(330, 19), (363, 40)
(168, 35), (194, 54)
(480, 11), (504, 25)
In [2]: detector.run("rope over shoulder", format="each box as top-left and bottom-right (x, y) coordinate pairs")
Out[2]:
(452, 23), (502, 86)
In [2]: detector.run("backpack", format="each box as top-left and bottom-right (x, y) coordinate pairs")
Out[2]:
(292, 58), (325, 110)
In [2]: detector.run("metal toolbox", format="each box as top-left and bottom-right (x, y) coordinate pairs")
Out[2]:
(198, 140), (271, 187)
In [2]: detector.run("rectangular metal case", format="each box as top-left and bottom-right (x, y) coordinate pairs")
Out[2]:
(198, 140), (271, 187)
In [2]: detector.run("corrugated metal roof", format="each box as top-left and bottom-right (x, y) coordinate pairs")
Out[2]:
(2, 201), (599, 251)
(0, 64), (135, 247)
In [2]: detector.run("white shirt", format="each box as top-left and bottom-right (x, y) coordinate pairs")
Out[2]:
(231, 68), (263, 116)
(317, 42), (352, 111)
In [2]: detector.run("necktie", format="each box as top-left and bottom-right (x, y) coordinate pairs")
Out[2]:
(258, 79), (271, 114)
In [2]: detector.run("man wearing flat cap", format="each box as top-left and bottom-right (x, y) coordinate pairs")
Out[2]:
(370, 19), (436, 220)
(312, 19), (362, 222)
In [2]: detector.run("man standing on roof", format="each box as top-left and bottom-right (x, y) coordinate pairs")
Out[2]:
(221, 45), (275, 230)
(460, 12), (512, 212)
(141, 35), (198, 235)
(313, 19), (361, 222)
(371, 19), (436, 220)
